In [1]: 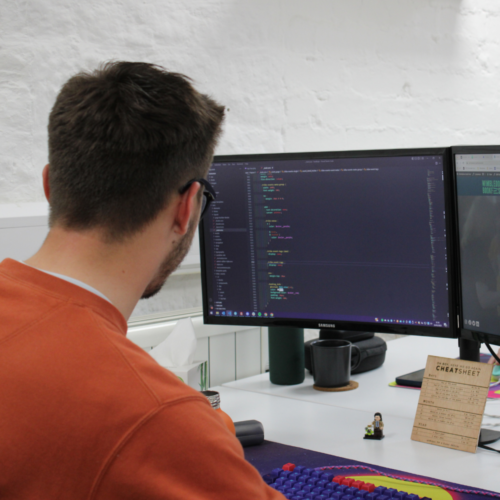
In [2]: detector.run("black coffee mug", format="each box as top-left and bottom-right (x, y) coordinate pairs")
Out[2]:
(310, 339), (361, 388)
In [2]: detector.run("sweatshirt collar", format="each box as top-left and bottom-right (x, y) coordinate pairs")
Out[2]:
(0, 258), (128, 335)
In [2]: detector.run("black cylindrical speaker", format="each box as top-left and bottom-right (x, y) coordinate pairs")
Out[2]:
(268, 326), (305, 385)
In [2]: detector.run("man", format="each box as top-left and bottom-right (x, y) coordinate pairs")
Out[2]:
(0, 62), (283, 499)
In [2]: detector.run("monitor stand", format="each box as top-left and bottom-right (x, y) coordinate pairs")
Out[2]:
(458, 338), (480, 362)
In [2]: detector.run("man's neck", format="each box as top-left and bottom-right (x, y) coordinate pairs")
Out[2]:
(25, 225), (170, 320)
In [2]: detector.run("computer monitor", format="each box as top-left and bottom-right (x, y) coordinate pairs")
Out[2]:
(199, 148), (457, 339)
(453, 146), (500, 348)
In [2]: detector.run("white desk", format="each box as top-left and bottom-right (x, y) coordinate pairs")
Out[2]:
(214, 336), (500, 493)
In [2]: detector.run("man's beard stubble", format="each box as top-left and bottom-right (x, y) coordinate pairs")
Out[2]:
(141, 219), (197, 300)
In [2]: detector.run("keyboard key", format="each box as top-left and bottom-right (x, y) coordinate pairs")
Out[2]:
(325, 483), (338, 492)
(271, 468), (283, 479)
(321, 472), (336, 482)
(342, 479), (355, 487)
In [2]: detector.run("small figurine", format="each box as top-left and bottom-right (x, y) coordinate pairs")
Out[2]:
(364, 412), (384, 440)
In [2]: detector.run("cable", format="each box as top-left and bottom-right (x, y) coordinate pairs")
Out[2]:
(479, 443), (500, 454)
(485, 341), (500, 364)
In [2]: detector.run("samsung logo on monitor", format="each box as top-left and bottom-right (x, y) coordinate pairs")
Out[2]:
(318, 323), (336, 328)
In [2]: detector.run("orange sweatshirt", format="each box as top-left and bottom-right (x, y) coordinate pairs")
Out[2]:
(0, 259), (284, 500)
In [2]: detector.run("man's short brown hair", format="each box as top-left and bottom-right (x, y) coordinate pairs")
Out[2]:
(47, 61), (224, 241)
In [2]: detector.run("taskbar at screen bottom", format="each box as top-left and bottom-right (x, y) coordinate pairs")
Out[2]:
(204, 313), (456, 338)
(208, 310), (449, 329)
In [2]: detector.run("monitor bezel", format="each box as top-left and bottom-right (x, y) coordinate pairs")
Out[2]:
(451, 145), (500, 347)
(199, 147), (458, 339)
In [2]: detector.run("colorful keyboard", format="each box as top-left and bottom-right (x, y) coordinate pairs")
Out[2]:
(262, 463), (432, 500)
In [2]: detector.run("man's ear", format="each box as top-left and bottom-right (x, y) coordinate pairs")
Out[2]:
(42, 164), (50, 201)
(174, 182), (201, 235)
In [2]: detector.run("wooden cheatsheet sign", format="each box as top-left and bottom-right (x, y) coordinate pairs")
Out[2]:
(411, 355), (493, 453)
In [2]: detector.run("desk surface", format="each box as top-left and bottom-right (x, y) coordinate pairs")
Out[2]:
(223, 336), (485, 420)
(215, 336), (500, 493)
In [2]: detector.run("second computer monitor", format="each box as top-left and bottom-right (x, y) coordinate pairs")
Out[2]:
(199, 148), (456, 338)
(453, 146), (500, 346)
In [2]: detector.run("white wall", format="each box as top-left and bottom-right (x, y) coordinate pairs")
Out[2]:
(2, 0), (500, 311)
(131, 272), (203, 317)
(2, 0), (500, 204)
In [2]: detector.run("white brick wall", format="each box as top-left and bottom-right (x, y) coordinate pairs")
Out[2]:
(2, 0), (500, 312)
(2, 0), (500, 205)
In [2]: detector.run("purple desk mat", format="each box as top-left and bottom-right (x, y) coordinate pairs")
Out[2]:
(245, 440), (500, 498)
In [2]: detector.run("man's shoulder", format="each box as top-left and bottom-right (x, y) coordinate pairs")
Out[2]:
(0, 258), (206, 412)
(0, 258), (126, 341)
(45, 300), (207, 412)
(95, 314), (207, 408)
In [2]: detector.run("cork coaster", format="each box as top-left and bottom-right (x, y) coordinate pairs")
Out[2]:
(313, 380), (359, 392)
